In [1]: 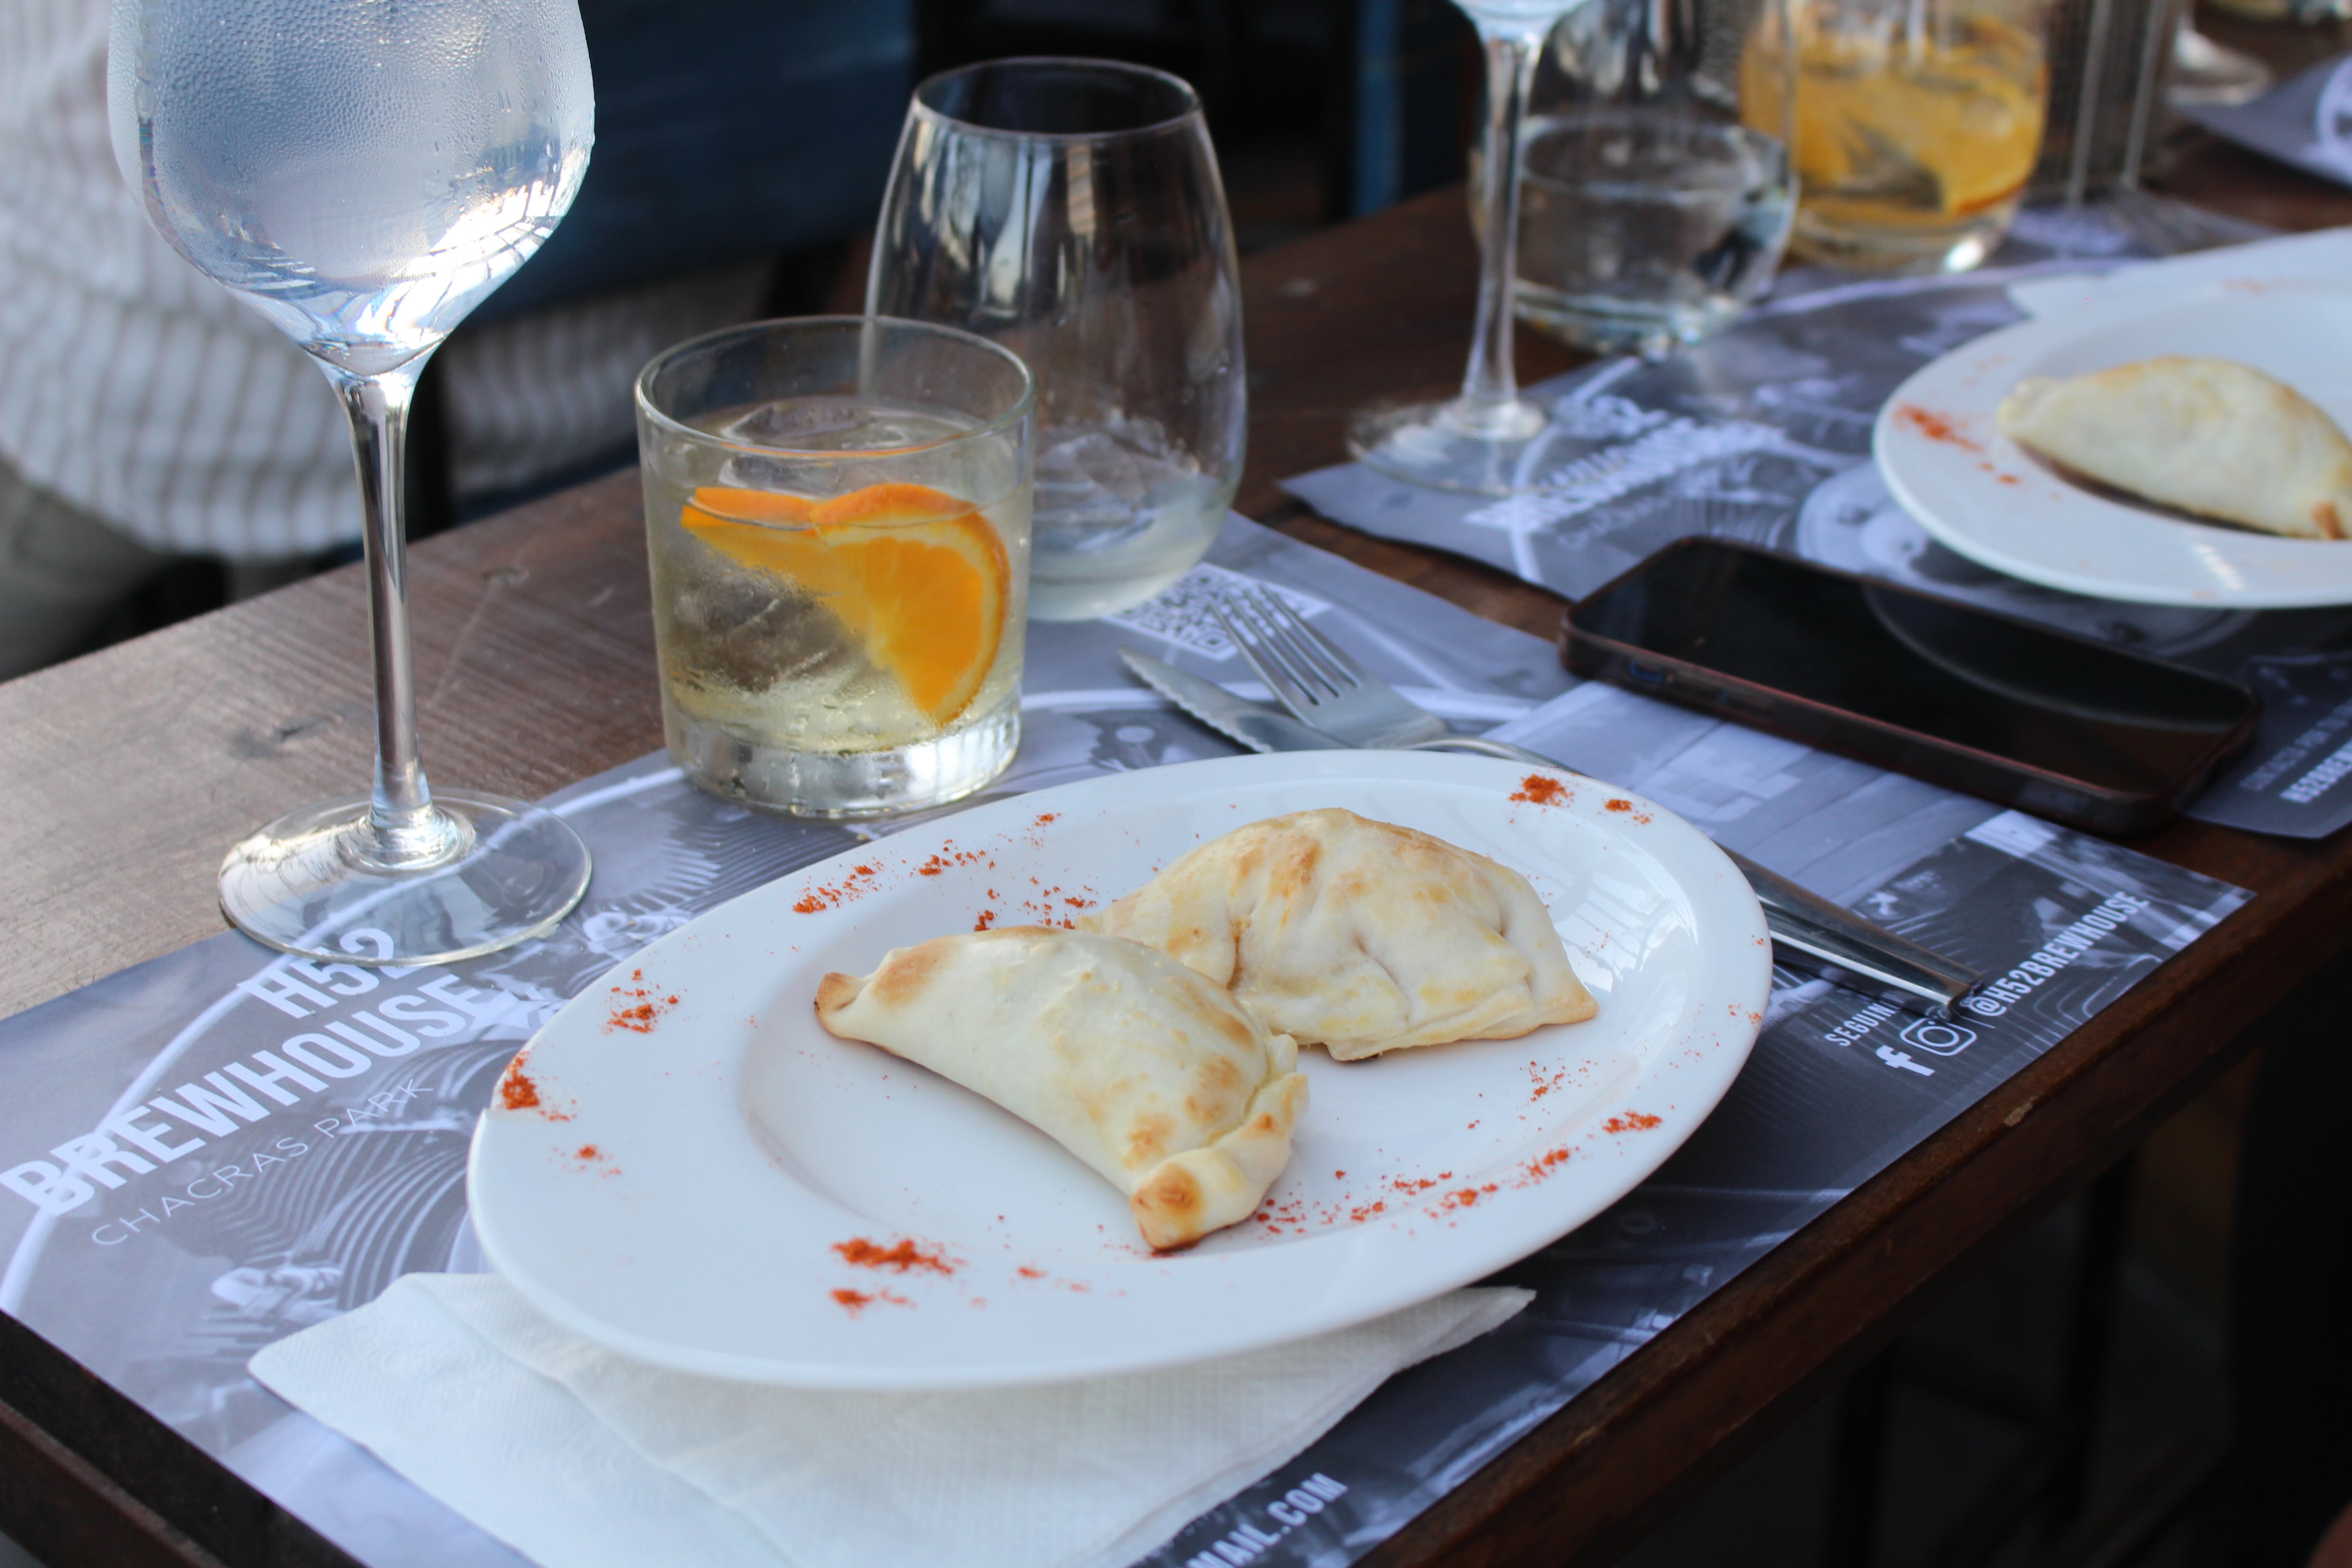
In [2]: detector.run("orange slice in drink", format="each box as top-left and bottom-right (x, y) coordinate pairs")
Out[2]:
(680, 482), (1010, 725)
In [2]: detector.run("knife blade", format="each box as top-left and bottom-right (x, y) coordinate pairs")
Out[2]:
(1121, 650), (1352, 754)
(1121, 648), (1979, 1018)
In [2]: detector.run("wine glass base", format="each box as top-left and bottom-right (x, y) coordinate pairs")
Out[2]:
(1347, 396), (1551, 496)
(2168, 27), (2271, 109)
(219, 790), (593, 966)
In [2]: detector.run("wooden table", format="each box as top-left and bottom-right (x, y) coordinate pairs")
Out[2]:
(4, 57), (2351, 1568)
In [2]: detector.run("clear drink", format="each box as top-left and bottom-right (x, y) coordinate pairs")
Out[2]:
(869, 60), (1246, 615)
(1031, 422), (1232, 621)
(1514, 112), (1795, 356)
(113, 0), (592, 375)
(112, 0), (598, 964)
(636, 319), (1036, 817)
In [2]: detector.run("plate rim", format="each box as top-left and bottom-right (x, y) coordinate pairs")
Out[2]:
(467, 750), (1773, 1388)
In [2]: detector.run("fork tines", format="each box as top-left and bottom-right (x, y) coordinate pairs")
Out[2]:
(1215, 588), (1349, 703)
(1210, 586), (1447, 747)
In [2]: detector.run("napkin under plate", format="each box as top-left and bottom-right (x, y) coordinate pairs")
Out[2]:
(250, 1273), (1532, 1568)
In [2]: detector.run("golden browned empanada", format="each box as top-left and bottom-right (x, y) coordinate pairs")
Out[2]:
(815, 927), (1306, 1250)
(1080, 809), (1596, 1062)
(1995, 356), (2352, 540)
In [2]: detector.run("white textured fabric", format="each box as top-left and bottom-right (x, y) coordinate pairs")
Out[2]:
(437, 258), (771, 499)
(249, 1272), (1531, 1568)
(2007, 225), (2352, 319)
(0, 0), (360, 556)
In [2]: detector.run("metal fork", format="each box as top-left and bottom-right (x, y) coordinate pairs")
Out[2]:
(1212, 587), (1982, 1017)
(1211, 589), (1447, 748)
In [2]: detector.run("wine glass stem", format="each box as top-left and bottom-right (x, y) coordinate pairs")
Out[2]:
(330, 359), (452, 867)
(1460, 24), (1542, 424)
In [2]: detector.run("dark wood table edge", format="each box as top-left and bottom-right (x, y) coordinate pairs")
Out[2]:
(0, 1305), (354, 1568)
(1359, 871), (2350, 1566)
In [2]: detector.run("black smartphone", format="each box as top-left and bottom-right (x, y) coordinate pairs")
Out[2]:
(1560, 539), (2261, 835)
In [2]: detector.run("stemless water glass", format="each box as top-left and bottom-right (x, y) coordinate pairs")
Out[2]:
(868, 59), (1244, 621)
(1346, 0), (1585, 496)
(110, 0), (596, 963)
(636, 317), (1035, 816)
(1500, 0), (1797, 355)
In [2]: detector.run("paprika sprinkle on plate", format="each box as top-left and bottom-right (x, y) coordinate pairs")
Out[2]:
(833, 1236), (958, 1275)
(1510, 774), (1567, 805)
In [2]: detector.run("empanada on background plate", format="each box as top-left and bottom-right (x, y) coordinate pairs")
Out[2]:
(1875, 279), (2352, 607)
(469, 751), (1770, 1389)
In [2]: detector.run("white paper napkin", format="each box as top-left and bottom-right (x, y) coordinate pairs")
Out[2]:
(250, 1273), (1531, 1568)
(2007, 223), (2352, 318)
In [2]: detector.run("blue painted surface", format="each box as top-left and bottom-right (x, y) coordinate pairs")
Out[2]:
(482, 0), (916, 319)
(1345, 0), (1467, 216)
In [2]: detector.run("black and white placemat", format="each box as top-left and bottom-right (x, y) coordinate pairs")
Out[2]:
(2178, 53), (2352, 191)
(0, 517), (2245, 1568)
(1285, 212), (2352, 840)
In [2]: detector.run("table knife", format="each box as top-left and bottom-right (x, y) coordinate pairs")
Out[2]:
(1122, 649), (1981, 1018)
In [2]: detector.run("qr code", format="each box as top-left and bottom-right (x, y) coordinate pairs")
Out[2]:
(1104, 565), (1329, 661)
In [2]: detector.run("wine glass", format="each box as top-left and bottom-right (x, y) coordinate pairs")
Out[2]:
(109, 0), (597, 964)
(1346, 0), (1583, 497)
(868, 59), (1245, 621)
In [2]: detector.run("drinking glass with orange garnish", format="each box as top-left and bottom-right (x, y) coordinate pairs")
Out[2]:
(635, 317), (1035, 815)
(1744, 0), (2050, 273)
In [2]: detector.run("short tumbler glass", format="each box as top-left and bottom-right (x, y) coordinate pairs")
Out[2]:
(868, 58), (1245, 622)
(636, 317), (1035, 816)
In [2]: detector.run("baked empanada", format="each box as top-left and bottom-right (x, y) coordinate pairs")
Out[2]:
(815, 927), (1307, 1250)
(1080, 809), (1596, 1062)
(1994, 356), (2352, 540)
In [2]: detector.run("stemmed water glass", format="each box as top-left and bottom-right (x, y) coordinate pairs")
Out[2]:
(110, 0), (597, 963)
(1346, 0), (1583, 496)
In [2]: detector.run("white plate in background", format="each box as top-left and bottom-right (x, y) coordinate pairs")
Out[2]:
(1875, 280), (2352, 607)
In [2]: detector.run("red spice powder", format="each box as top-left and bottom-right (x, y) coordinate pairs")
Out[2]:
(1603, 1111), (1663, 1134)
(1894, 403), (1981, 454)
(1035, 812), (1058, 825)
(1605, 799), (1633, 813)
(498, 1063), (541, 1111)
(972, 909), (997, 931)
(1016, 1266), (1045, 1280)
(793, 862), (883, 915)
(604, 970), (679, 1034)
(833, 1236), (957, 1275)
(577, 1144), (600, 1160)
(830, 1287), (911, 1315)
(1510, 774), (1568, 806)
(1518, 1147), (1573, 1183)
(915, 846), (992, 878)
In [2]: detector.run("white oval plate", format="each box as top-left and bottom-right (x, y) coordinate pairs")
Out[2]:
(1874, 280), (2352, 607)
(468, 751), (1771, 1389)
